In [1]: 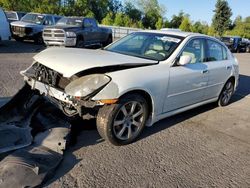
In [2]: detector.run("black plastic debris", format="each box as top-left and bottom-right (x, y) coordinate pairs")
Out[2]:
(0, 84), (71, 187)
(0, 84), (43, 153)
(0, 146), (62, 188)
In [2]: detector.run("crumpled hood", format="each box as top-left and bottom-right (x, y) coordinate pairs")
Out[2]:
(33, 48), (158, 78)
(11, 21), (42, 28)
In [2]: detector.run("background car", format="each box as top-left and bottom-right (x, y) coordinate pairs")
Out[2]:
(21, 31), (239, 145)
(10, 13), (62, 44)
(5, 11), (26, 23)
(221, 36), (247, 53)
(0, 7), (11, 41)
(43, 17), (112, 47)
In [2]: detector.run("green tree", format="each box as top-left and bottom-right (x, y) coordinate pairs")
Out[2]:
(169, 11), (185, 28)
(113, 12), (124, 26)
(207, 26), (216, 36)
(179, 16), (192, 32)
(212, 0), (232, 36)
(155, 17), (163, 30)
(226, 16), (250, 38)
(136, 0), (165, 29)
(191, 21), (209, 34)
(124, 1), (142, 22)
(101, 12), (114, 25)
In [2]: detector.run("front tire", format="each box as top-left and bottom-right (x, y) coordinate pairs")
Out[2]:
(13, 36), (23, 42)
(218, 80), (234, 106)
(76, 37), (85, 48)
(96, 94), (149, 145)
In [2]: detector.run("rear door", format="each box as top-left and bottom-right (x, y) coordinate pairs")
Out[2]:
(203, 39), (233, 99)
(163, 38), (209, 112)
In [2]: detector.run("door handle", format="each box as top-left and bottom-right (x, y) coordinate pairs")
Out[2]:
(226, 66), (232, 70)
(202, 69), (209, 74)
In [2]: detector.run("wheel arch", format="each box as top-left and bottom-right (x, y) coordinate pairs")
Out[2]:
(119, 89), (154, 122)
(77, 34), (84, 41)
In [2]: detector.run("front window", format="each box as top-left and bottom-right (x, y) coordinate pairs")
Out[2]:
(56, 17), (83, 27)
(105, 32), (183, 61)
(21, 13), (45, 24)
(5, 11), (18, 20)
(181, 39), (205, 64)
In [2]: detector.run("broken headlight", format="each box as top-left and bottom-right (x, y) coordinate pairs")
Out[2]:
(65, 74), (111, 97)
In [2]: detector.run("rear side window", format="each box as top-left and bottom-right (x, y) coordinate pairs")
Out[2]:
(206, 40), (227, 61)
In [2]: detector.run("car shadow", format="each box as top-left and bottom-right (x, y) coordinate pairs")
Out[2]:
(0, 40), (45, 53)
(235, 74), (250, 98)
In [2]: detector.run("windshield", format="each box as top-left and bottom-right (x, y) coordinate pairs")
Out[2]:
(56, 17), (83, 26)
(21, 13), (45, 24)
(105, 32), (183, 61)
(5, 12), (17, 20)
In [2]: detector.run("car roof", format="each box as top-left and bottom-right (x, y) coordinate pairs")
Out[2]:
(140, 30), (205, 38)
(26, 12), (57, 16)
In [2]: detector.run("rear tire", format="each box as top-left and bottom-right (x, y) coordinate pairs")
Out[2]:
(103, 35), (112, 47)
(218, 80), (234, 106)
(96, 94), (149, 145)
(34, 33), (44, 44)
(246, 46), (250, 53)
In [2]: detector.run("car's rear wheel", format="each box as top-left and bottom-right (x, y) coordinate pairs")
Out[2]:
(34, 33), (44, 44)
(246, 46), (250, 53)
(96, 94), (149, 145)
(103, 35), (112, 47)
(218, 80), (234, 106)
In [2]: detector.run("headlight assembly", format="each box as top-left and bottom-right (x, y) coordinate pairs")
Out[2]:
(65, 74), (111, 97)
(66, 31), (76, 37)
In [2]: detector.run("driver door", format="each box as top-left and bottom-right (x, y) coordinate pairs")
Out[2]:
(163, 38), (209, 113)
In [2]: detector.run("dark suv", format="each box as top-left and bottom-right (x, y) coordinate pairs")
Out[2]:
(221, 36), (247, 53)
(10, 13), (62, 44)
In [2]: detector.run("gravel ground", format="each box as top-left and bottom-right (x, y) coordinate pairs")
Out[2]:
(0, 41), (249, 188)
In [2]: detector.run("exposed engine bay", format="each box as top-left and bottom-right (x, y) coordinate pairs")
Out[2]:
(22, 63), (101, 120)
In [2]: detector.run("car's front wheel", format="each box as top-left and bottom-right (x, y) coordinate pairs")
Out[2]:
(96, 94), (149, 145)
(218, 80), (234, 106)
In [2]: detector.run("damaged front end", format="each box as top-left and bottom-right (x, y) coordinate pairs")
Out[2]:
(21, 62), (104, 120)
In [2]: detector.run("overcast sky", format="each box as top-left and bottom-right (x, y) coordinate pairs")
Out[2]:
(157, 0), (250, 24)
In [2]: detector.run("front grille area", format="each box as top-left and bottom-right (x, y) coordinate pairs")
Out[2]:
(43, 29), (65, 38)
(25, 63), (71, 90)
(11, 26), (32, 35)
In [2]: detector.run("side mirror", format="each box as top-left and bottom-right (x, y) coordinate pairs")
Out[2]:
(178, 55), (192, 66)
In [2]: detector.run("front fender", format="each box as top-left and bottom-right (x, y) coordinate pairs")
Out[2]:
(92, 63), (170, 116)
